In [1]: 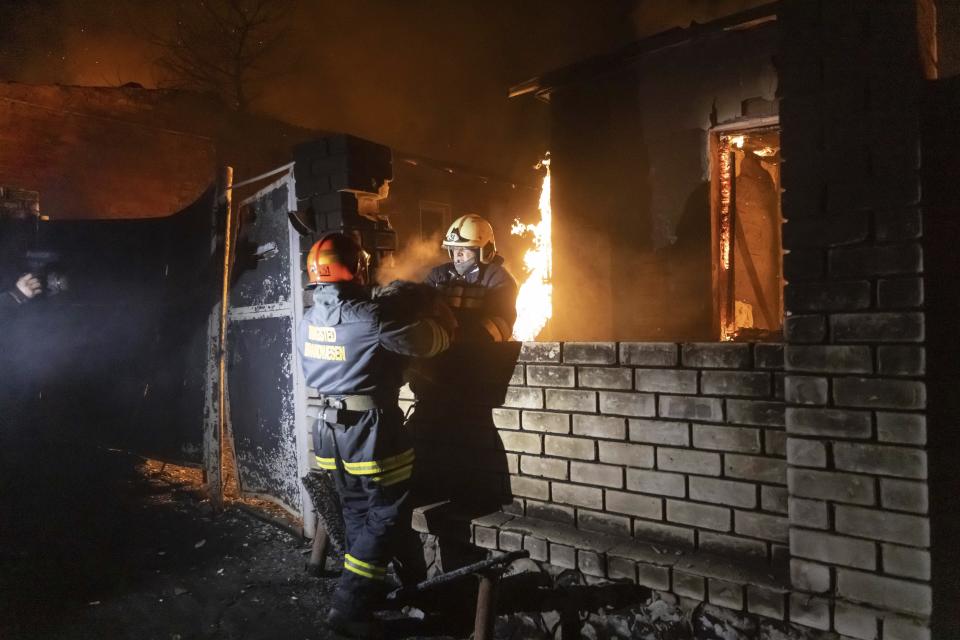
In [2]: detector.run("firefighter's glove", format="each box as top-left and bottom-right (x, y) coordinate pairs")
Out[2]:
(15, 273), (42, 301)
(371, 279), (405, 299)
(374, 280), (444, 319)
(373, 280), (429, 305)
(432, 299), (458, 338)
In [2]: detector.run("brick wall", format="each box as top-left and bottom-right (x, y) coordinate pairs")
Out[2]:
(780, 1), (935, 637)
(923, 71), (960, 640)
(407, 341), (790, 566)
(0, 85), (219, 219)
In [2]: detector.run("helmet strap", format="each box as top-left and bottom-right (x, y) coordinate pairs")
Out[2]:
(480, 242), (496, 264)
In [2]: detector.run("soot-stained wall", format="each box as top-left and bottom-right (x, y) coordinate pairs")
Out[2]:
(549, 21), (777, 341)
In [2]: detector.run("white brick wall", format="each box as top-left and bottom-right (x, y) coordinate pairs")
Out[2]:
(481, 341), (789, 564)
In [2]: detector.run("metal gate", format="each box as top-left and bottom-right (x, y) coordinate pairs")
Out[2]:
(224, 168), (311, 522)
(0, 183), (222, 464)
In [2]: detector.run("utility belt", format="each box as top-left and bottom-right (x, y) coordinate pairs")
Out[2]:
(306, 392), (394, 427)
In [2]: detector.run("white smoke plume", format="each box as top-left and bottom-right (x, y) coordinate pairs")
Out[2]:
(374, 232), (445, 286)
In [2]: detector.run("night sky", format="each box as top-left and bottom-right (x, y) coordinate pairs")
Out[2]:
(0, 0), (767, 179)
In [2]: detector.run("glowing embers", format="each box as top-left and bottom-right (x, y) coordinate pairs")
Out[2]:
(714, 128), (783, 342)
(718, 134), (745, 272)
(511, 154), (553, 341)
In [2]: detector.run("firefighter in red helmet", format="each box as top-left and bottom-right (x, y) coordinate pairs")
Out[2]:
(298, 232), (453, 638)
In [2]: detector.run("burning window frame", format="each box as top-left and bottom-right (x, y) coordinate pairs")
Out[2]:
(708, 117), (784, 342)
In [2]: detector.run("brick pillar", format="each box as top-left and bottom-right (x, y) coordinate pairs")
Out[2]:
(921, 51), (960, 640)
(781, 1), (935, 637)
(292, 134), (396, 269)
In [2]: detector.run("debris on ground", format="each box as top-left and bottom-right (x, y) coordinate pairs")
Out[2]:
(1, 438), (827, 640)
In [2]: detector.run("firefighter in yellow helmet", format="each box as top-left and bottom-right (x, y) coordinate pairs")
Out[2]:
(424, 214), (518, 342)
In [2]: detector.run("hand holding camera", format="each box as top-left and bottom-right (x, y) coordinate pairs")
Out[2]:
(22, 250), (69, 297)
(15, 273), (42, 300)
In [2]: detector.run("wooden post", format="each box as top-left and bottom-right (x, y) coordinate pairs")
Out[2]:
(306, 519), (329, 575)
(473, 570), (499, 640)
(560, 601), (580, 639)
(204, 166), (233, 512)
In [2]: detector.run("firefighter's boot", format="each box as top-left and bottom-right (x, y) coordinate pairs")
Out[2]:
(323, 607), (383, 639)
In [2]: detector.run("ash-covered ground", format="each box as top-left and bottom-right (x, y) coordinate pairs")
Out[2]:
(0, 437), (501, 640)
(0, 435), (817, 640)
(0, 438), (341, 639)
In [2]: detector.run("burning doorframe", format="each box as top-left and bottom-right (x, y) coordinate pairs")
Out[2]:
(709, 117), (784, 341)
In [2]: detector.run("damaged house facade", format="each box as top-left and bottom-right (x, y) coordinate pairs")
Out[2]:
(2, 1), (959, 637)
(450, 2), (953, 638)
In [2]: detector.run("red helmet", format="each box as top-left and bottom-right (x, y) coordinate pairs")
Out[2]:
(306, 232), (369, 285)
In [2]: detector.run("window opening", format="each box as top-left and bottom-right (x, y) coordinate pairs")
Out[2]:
(713, 126), (783, 341)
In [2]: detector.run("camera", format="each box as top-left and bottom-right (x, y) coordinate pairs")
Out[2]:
(24, 250), (69, 296)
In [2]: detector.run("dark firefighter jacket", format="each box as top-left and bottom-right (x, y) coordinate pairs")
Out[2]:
(0, 289), (24, 316)
(424, 256), (518, 342)
(0, 221), (28, 321)
(0, 273), (29, 320)
(297, 281), (450, 614)
(297, 282), (450, 396)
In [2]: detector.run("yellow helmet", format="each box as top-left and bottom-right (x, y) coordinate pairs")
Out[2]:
(442, 214), (497, 263)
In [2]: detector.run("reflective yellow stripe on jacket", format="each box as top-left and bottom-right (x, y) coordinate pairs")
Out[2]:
(314, 456), (337, 470)
(422, 318), (450, 357)
(341, 448), (414, 486)
(343, 553), (387, 581)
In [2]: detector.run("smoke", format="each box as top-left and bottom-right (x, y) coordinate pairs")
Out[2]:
(0, 0), (638, 182)
(0, 0), (159, 87)
(0, 0), (770, 188)
(375, 232), (445, 286)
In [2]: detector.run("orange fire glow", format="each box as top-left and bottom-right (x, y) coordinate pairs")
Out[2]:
(718, 134), (743, 271)
(719, 140), (733, 271)
(512, 154), (553, 341)
(718, 134), (745, 341)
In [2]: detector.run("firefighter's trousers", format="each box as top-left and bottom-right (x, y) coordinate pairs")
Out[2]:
(313, 404), (413, 617)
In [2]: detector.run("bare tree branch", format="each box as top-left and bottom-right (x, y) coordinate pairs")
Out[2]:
(143, 0), (293, 111)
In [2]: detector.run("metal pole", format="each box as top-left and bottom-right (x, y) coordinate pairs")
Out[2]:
(390, 549), (528, 599)
(215, 165), (235, 512)
(473, 570), (499, 640)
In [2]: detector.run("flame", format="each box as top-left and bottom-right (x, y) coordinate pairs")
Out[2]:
(719, 136), (734, 271)
(718, 135), (736, 341)
(718, 133), (752, 341)
(511, 154), (553, 341)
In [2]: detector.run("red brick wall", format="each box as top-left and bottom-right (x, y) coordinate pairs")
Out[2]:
(0, 86), (216, 219)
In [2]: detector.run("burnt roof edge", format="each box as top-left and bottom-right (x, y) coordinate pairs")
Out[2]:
(508, 2), (779, 101)
(394, 150), (539, 191)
